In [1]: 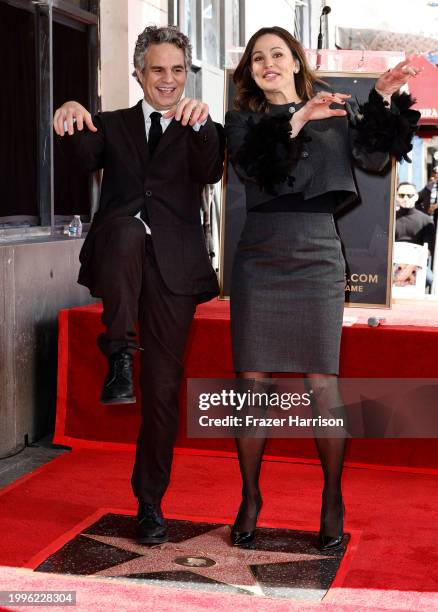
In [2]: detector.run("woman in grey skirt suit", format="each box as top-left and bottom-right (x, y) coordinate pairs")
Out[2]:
(224, 26), (420, 549)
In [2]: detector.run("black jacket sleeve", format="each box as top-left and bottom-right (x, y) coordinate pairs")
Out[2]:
(188, 117), (225, 185)
(55, 114), (106, 173)
(422, 219), (436, 253)
(224, 110), (306, 195)
(416, 186), (432, 214)
(347, 88), (421, 171)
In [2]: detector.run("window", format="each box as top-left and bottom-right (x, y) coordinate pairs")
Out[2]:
(180, 0), (199, 61)
(0, 0), (98, 235)
(1, 1), (38, 226)
(202, 0), (220, 67)
(177, 0), (243, 69)
(225, 0), (243, 49)
(294, 0), (310, 47)
(53, 20), (91, 222)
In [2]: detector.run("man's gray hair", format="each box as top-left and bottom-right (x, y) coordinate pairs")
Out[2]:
(132, 25), (192, 83)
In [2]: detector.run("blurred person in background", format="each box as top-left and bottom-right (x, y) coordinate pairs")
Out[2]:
(417, 165), (438, 223)
(396, 181), (434, 287)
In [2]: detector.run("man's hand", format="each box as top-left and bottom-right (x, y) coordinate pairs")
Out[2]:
(290, 91), (349, 137)
(163, 98), (209, 127)
(53, 101), (97, 136)
(375, 58), (422, 97)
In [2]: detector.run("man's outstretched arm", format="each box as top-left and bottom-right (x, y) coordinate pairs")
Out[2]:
(53, 101), (105, 172)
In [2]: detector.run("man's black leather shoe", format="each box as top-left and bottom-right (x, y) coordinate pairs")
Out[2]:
(137, 502), (168, 545)
(100, 351), (136, 405)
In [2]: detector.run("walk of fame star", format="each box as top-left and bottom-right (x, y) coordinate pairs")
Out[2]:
(84, 525), (329, 596)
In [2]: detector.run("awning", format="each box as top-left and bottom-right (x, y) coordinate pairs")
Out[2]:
(336, 27), (438, 126)
(408, 55), (438, 126)
(336, 26), (438, 56)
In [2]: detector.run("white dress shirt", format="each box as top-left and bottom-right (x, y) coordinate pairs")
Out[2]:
(135, 99), (206, 234)
(135, 100), (172, 234)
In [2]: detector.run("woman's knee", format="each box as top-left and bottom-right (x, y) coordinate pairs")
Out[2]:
(305, 373), (339, 400)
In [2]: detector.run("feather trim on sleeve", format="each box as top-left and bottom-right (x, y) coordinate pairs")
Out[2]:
(234, 113), (307, 195)
(349, 88), (421, 163)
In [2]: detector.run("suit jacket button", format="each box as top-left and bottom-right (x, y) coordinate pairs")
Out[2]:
(145, 190), (152, 197)
(302, 151), (309, 159)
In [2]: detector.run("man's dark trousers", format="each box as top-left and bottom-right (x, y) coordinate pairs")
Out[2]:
(93, 216), (197, 505)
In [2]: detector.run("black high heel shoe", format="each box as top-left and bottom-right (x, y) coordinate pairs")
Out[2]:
(231, 495), (263, 546)
(318, 500), (345, 551)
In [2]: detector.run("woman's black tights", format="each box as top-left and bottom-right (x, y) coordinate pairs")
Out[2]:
(233, 372), (346, 537)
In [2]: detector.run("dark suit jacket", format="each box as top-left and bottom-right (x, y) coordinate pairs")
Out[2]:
(416, 181), (438, 216)
(60, 100), (224, 301)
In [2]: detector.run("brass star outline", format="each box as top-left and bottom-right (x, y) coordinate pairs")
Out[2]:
(83, 525), (328, 596)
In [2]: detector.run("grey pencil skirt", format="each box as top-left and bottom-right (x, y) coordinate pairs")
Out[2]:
(230, 211), (346, 374)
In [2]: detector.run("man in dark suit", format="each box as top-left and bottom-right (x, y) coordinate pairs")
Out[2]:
(416, 166), (438, 267)
(417, 165), (438, 219)
(53, 25), (224, 544)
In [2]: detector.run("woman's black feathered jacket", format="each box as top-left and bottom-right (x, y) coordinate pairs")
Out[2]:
(224, 88), (420, 212)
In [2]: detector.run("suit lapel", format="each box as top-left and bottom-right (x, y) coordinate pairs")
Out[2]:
(122, 101), (186, 170)
(153, 117), (185, 159)
(122, 101), (150, 173)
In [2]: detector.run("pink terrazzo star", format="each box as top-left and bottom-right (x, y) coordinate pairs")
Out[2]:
(84, 525), (327, 596)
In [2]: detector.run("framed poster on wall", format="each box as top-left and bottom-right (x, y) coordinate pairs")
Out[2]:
(219, 70), (397, 307)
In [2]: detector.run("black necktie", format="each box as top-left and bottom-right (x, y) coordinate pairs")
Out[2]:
(140, 112), (163, 224)
(148, 112), (163, 156)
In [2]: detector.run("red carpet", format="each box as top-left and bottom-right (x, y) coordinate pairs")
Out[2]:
(0, 448), (438, 610)
(54, 299), (438, 469)
(3, 567), (431, 612)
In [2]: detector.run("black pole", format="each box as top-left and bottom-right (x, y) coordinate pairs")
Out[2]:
(317, 30), (323, 50)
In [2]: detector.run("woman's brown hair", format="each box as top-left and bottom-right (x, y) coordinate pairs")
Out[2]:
(233, 26), (325, 112)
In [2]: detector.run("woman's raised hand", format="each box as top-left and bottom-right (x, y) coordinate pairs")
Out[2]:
(299, 91), (350, 122)
(290, 91), (350, 136)
(375, 58), (422, 97)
